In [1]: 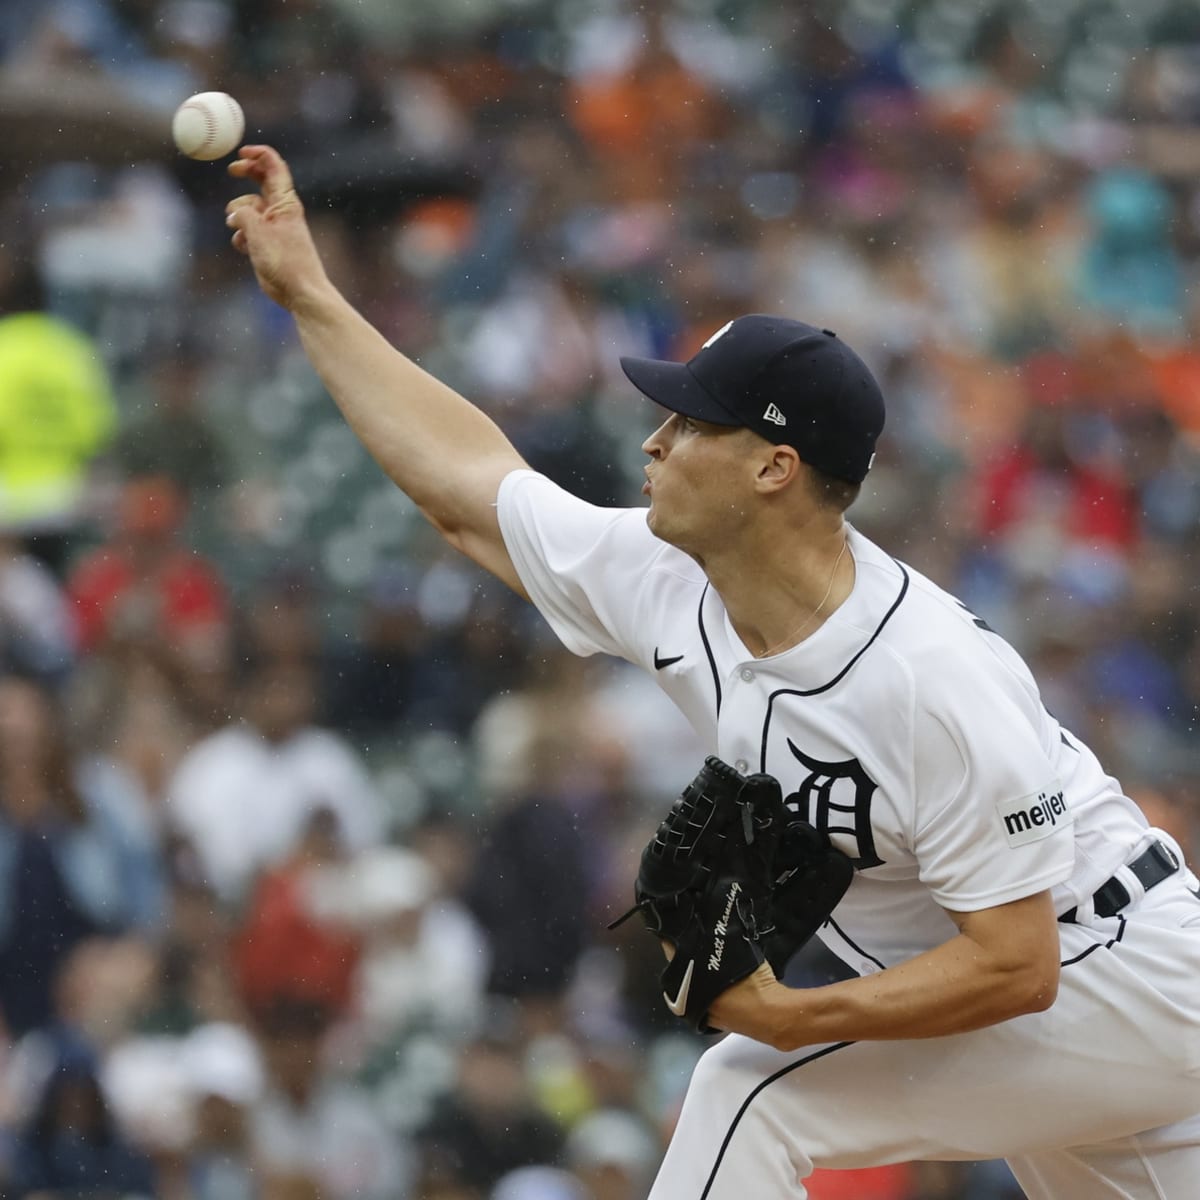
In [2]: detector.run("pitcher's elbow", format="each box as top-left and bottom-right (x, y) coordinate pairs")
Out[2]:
(1016, 961), (1060, 1015)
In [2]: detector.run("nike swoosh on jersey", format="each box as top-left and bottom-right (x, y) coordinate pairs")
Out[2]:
(664, 958), (695, 1016)
(654, 649), (684, 670)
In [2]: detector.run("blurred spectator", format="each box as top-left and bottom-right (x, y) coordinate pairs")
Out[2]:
(0, 677), (147, 1034)
(465, 731), (592, 1027)
(165, 657), (385, 904)
(101, 1019), (266, 1195)
(8, 1034), (156, 1197)
(0, 531), (77, 683)
(1078, 169), (1186, 337)
(250, 995), (408, 1200)
(233, 807), (363, 1019)
(442, 584), (536, 734)
(975, 399), (1137, 589)
(71, 748), (171, 936)
(312, 843), (489, 1049)
(491, 1165), (587, 1200)
(331, 559), (531, 738)
(115, 340), (231, 500)
(63, 471), (232, 796)
(564, 1107), (661, 1200)
(66, 473), (228, 656)
(52, 936), (161, 1054)
(567, 2), (733, 204)
(415, 1026), (565, 1195)
(180, 1022), (265, 1200)
(64, 498), (235, 814)
(325, 563), (430, 736)
(0, 311), (116, 547)
(238, 566), (326, 673)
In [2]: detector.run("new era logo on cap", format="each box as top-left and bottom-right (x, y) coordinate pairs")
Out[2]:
(619, 315), (886, 484)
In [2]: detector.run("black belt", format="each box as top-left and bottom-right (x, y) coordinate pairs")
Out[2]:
(1059, 840), (1179, 924)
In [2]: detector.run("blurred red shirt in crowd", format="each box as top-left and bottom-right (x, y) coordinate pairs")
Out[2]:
(66, 475), (227, 654)
(807, 1163), (913, 1199)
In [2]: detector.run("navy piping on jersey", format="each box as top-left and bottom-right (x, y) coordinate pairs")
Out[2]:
(697, 1041), (855, 1200)
(1060, 914), (1126, 967)
(695, 922), (1129, 1197)
(757, 564), (910, 771)
(750, 561), (906, 975)
(825, 917), (887, 972)
(698, 582), (722, 714)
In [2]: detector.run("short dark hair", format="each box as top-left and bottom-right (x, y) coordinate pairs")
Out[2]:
(809, 466), (861, 513)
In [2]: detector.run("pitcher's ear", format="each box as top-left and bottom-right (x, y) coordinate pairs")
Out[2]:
(755, 444), (801, 493)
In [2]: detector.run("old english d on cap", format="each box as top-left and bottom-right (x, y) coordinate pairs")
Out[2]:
(620, 315), (886, 484)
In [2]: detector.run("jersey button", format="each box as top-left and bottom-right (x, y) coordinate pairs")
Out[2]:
(739, 667), (754, 682)
(735, 759), (749, 773)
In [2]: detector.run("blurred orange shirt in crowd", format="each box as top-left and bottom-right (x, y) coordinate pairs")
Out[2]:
(568, 50), (723, 201)
(1150, 345), (1200, 436)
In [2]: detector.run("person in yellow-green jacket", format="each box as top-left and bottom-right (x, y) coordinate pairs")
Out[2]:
(0, 312), (116, 535)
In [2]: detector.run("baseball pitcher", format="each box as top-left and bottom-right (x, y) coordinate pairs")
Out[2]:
(227, 145), (1200, 1199)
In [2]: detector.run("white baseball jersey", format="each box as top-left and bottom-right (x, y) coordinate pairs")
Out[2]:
(496, 469), (1152, 970)
(497, 469), (1200, 1199)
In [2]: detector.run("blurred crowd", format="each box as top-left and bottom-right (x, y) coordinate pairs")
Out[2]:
(1, 0), (1200, 1197)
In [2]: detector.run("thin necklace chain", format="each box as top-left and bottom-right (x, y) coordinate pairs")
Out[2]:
(753, 534), (849, 659)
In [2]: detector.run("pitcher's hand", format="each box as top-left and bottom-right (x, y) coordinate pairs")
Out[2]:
(226, 145), (329, 311)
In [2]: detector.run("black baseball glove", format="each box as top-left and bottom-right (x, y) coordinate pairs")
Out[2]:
(610, 757), (854, 1032)
(762, 816), (855, 977)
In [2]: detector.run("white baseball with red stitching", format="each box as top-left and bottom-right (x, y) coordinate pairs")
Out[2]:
(172, 91), (245, 161)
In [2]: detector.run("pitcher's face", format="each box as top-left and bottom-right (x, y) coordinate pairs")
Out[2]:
(641, 414), (764, 557)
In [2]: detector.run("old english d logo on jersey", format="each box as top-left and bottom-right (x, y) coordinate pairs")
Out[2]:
(785, 740), (883, 869)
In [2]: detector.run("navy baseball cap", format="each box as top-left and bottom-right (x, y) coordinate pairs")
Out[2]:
(620, 315), (886, 484)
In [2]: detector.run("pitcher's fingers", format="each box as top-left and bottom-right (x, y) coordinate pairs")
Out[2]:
(230, 229), (248, 255)
(229, 145), (296, 205)
(225, 193), (262, 221)
(227, 146), (268, 182)
(225, 217), (251, 246)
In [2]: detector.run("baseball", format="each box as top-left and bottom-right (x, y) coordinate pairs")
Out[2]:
(172, 91), (245, 161)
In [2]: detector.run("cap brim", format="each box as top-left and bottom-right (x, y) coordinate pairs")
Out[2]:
(619, 356), (741, 426)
